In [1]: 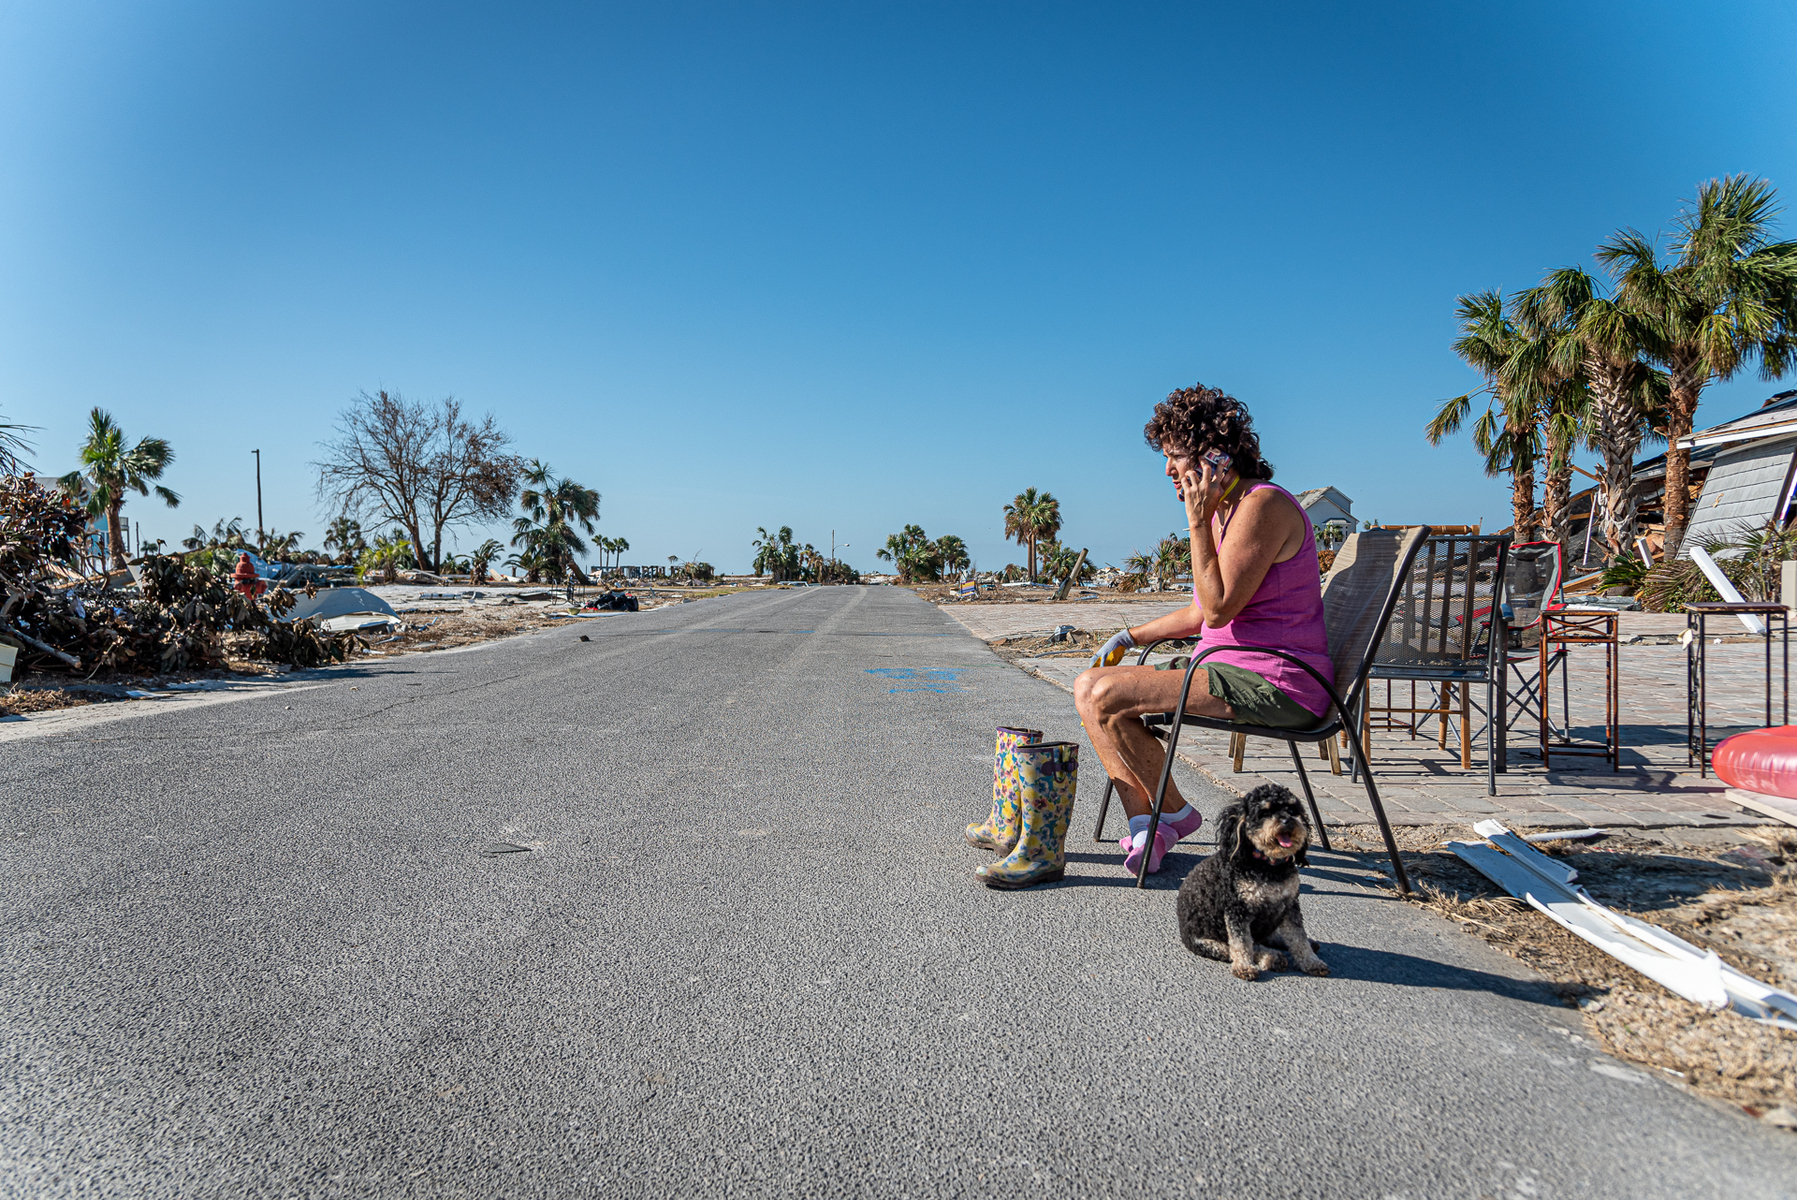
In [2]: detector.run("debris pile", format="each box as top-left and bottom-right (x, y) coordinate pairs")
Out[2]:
(0, 474), (359, 675)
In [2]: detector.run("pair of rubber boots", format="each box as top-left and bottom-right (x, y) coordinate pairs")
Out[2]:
(965, 726), (1079, 889)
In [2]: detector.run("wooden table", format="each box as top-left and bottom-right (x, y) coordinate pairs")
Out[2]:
(1539, 608), (1619, 771)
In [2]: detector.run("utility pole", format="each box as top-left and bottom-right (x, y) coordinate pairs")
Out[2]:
(253, 449), (264, 542)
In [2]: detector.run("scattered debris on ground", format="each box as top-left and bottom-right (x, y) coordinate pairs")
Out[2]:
(985, 628), (1109, 662)
(1333, 822), (1797, 1120)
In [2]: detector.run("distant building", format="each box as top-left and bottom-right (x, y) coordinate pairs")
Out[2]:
(1293, 486), (1356, 543)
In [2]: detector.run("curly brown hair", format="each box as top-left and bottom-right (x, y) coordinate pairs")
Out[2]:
(1143, 383), (1273, 481)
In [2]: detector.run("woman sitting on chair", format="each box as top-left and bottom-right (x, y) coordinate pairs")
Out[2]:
(1073, 383), (1332, 877)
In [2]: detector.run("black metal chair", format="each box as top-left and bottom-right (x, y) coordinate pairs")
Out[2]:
(1361, 533), (1512, 794)
(1493, 541), (1568, 739)
(1091, 526), (1431, 894)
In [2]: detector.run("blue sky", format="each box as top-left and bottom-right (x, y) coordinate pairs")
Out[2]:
(4, 1), (1796, 574)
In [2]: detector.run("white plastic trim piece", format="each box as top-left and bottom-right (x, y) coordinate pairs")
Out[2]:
(1474, 820), (1579, 885)
(1454, 822), (1797, 1029)
(1678, 420), (1797, 451)
(1522, 828), (1606, 842)
(1688, 546), (1767, 635)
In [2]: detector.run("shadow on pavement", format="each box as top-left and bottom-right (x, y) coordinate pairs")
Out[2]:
(1318, 943), (1564, 1005)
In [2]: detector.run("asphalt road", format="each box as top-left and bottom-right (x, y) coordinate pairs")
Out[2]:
(4, 585), (1796, 1199)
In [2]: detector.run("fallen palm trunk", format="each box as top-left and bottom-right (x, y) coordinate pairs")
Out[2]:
(1451, 819), (1797, 1031)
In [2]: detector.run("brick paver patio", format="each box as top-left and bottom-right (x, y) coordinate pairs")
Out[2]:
(942, 598), (1789, 828)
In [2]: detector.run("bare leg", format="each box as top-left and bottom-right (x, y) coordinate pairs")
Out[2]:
(1074, 664), (1235, 821)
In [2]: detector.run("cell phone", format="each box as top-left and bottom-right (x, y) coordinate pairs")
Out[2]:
(1202, 450), (1231, 473)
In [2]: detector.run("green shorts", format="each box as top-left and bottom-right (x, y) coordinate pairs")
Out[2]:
(1154, 657), (1321, 730)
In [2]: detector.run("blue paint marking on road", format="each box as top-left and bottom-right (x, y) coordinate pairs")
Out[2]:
(866, 667), (969, 694)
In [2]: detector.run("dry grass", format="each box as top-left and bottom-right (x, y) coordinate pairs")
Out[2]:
(1335, 823), (1797, 1115)
(0, 686), (106, 716)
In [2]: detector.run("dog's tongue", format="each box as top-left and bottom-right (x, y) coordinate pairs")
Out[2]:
(1277, 836), (1294, 848)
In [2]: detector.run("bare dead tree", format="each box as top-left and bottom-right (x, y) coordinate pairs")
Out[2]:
(314, 391), (522, 572)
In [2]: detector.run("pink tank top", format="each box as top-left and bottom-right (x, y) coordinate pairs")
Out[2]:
(1197, 482), (1333, 717)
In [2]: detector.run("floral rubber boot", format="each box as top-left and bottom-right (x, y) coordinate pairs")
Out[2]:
(964, 726), (1044, 852)
(975, 741), (1079, 890)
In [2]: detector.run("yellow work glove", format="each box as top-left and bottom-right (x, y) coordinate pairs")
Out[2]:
(1091, 630), (1136, 669)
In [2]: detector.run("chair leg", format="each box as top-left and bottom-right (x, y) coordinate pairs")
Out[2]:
(1437, 682), (1451, 751)
(1231, 732), (1246, 773)
(1094, 776), (1115, 843)
(1488, 674), (1499, 795)
(1326, 736), (1342, 776)
(1346, 723), (1411, 896)
(1139, 722), (1187, 889)
(1459, 684), (1472, 770)
(1287, 742), (1331, 852)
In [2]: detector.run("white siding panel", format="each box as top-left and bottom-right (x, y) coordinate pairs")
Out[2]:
(1682, 435), (1797, 554)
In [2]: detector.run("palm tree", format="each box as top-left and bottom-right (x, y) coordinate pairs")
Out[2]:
(1003, 488), (1062, 581)
(1500, 311), (1590, 548)
(359, 529), (414, 584)
(876, 524), (941, 583)
(257, 528), (305, 560)
(323, 516), (367, 564)
(56, 408), (180, 570)
(511, 460), (600, 582)
(752, 526), (801, 580)
(1152, 532), (1190, 591)
(1121, 548), (1155, 591)
(934, 534), (970, 580)
(0, 407), (35, 475)
(506, 546), (551, 584)
(1598, 175), (1797, 555)
(470, 538), (505, 584)
(1426, 291), (1543, 542)
(1513, 267), (1666, 557)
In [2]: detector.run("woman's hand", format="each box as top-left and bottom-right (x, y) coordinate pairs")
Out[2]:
(1091, 629), (1136, 669)
(1180, 457), (1227, 530)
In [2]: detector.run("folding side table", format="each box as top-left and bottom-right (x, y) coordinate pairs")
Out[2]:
(1538, 608), (1618, 771)
(1685, 600), (1791, 776)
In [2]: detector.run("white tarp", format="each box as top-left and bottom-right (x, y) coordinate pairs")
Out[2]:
(281, 587), (398, 624)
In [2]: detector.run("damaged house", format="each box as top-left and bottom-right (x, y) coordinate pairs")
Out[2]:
(1631, 389), (1797, 560)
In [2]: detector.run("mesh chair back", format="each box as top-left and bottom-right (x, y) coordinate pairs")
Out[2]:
(1319, 526), (1431, 709)
(1503, 541), (1564, 629)
(1368, 533), (1511, 678)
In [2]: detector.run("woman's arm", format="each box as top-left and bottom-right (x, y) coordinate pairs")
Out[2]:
(1180, 463), (1304, 629)
(1123, 601), (1207, 647)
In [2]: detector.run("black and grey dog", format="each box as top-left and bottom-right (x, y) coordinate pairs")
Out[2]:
(1175, 784), (1329, 981)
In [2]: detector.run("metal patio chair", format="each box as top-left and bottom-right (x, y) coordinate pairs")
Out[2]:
(1091, 526), (1431, 894)
(1492, 541), (1568, 737)
(1361, 532), (1512, 794)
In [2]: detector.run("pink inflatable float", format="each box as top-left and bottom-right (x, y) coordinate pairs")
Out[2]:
(1713, 726), (1797, 799)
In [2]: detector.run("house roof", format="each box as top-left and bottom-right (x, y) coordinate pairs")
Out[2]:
(1293, 486), (1353, 511)
(1635, 389), (1797, 481)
